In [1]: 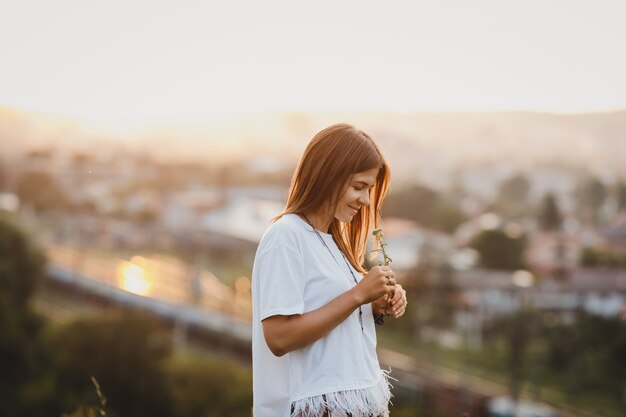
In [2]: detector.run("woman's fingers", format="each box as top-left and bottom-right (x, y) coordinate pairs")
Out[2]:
(389, 285), (403, 304)
(389, 286), (407, 318)
(359, 266), (398, 304)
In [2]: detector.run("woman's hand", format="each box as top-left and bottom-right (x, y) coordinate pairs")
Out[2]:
(387, 284), (407, 318)
(354, 265), (396, 305)
(372, 284), (407, 319)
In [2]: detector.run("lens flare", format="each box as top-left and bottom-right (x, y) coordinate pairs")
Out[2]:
(118, 260), (152, 295)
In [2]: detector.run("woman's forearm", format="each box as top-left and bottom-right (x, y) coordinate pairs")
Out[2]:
(262, 288), (362, 357)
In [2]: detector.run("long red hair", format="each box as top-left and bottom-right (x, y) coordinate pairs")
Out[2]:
(275, 123), (390, 274)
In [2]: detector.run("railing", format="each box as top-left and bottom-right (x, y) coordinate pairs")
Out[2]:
(45, 244), (252, 342)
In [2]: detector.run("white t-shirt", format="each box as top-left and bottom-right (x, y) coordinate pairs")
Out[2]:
(252, 214), (392, 417)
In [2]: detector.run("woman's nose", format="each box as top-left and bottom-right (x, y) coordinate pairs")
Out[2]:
(358, 191), (370, 206)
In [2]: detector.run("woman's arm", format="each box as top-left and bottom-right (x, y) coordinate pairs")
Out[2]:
(262, 265), (395, 357)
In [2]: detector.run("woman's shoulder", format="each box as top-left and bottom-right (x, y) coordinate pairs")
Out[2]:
(259, 213), (308, 249)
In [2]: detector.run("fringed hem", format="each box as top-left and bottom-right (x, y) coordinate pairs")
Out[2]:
(291, 369), (395, 417)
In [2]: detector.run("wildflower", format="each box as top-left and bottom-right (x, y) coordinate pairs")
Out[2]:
(372, 228), (394, 315)
(372, 228), (392, 266)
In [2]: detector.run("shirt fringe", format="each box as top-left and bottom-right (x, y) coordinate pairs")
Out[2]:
(291, 369), (394, 417)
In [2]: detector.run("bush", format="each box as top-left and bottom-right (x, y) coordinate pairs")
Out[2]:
(49, 311), (173, 417)
(0, 213), (49, 417)
(166, 353), (252, 417)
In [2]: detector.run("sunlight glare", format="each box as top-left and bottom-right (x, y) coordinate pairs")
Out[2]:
(118, 259), (152, 295)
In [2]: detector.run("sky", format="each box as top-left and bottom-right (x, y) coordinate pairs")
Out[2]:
(1, 0), (625, 131)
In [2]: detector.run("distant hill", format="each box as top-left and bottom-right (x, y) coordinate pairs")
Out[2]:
(1, 106), (625, 178)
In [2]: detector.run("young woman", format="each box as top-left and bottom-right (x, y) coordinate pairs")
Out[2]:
(252, 123), (408, 417)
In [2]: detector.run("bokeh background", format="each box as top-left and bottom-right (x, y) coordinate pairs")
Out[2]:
(1, 1), (625, 417)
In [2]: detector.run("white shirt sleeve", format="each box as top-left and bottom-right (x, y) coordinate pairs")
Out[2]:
(257, 243), (306, 321)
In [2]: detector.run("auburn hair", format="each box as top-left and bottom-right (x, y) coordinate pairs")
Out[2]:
(275, 123), (390, 274)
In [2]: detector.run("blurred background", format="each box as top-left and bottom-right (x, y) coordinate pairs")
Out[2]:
(1, 1), (625, 417)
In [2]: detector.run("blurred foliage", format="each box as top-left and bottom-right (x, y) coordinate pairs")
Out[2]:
(48, 311), (173, 417)
(61, 406), (101, 417)
(0, 213), (50, 417)
(484, 310), (626, 406)
(383, 184), (467, 233)
(537, 192), (562, 232)
(581, 247), (626, 268)
(46, 311), (254, 417)
(62, 377), (107, 417)
(385, 253), (459, 343)
(0, 160), (7, 191)
(485, 309), (541, 402)
(494, 174), (530, 218)
(16, 170), (69, 212)
(616, 180), (626, 212)
(166, 354), (252, 417)
(469, 229), (526, 270)
(543, 313), (626, 400)
(576, 176), (608, 224)
(0, 213), (46, 308)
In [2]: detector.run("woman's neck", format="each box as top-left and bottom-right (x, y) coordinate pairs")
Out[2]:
(302, 210), (331, 233)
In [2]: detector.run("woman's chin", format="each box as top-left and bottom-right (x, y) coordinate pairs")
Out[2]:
(336, 213), (356, 223)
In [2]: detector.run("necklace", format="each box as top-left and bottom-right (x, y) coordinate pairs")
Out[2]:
(302, 214), (364, 332)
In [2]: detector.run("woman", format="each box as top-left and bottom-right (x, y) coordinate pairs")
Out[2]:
(252, 123), (408, 417)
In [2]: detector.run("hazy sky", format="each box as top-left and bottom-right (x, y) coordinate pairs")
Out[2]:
(1, 0), (625, 130)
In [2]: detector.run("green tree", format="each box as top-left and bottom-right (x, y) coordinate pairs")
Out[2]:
(0, 213), (50, 417)
(15, 171), (68, 212)
(50, 311), (173, 417)
(537, 192), (562, 231)
(469, 229), (526, 270)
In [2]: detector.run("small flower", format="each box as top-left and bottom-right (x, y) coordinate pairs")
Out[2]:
(372, 228), (392, 266)
(372, 227), (394, 315)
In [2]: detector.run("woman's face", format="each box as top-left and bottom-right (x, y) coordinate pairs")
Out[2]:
(334, 167), (379, 223)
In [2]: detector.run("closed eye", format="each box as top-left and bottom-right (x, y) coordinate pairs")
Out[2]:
(352, 183), (375, 192)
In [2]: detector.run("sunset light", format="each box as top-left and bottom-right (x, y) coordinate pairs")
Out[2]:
(1, 0), (625, 132)
(4, 3), (626, 416)
(118, 258), (152, 296)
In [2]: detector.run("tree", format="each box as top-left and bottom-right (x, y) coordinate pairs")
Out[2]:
(495, 174), (530, 218)
(576, 176), (607, 224)
(0, 213), (49, 417)
(537, 192), (562, 231)
(50, 311), (173, 417)
(383, 184), (466, 233)
(469, 229), (526, 270)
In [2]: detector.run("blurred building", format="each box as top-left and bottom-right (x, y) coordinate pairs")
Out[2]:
(602, 213), (626, 251)
(524, 231), (580, 278)
(454, 267), (626, 348)
(381, 217), (460, 272)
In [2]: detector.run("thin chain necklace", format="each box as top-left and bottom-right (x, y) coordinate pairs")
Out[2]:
(302, 214), (364, 332)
